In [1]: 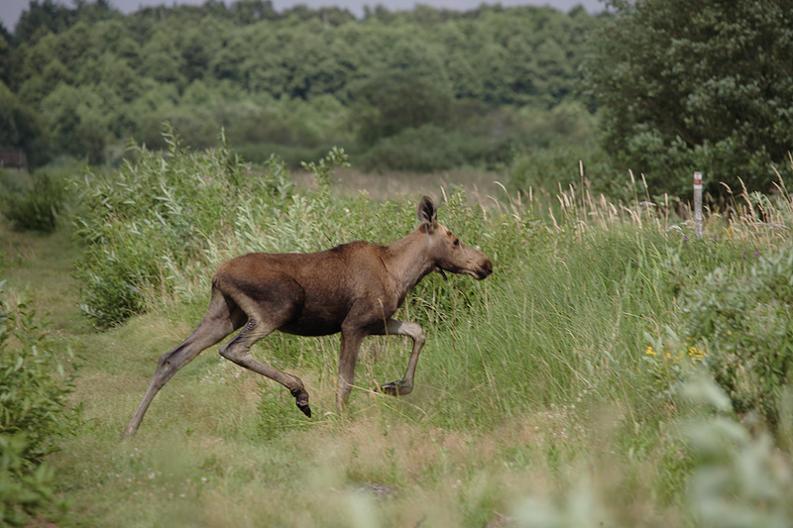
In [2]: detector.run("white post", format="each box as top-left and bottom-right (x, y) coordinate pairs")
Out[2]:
(693, 171), (703, 238)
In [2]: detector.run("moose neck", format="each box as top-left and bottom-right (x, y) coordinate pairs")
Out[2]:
(384, 230), (436, 299)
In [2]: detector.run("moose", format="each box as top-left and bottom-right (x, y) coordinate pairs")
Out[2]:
(124, 196), (493, 437)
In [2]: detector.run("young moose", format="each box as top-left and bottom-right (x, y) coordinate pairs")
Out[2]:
(124, 196), (493, 437)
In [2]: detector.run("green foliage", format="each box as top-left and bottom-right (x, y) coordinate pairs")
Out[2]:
(0, 292), (78, 461)
(588, 0), (793, 195)
(74, 133), (293, 327)
(683, 245), (793, 423)
(679, 376), (793, 528)
(40, 83), (115, 164)
(13, 0), (116, 45)
(0, 170), (64, 232)
(0, 81), (43, 157)
(0, 288), (77, 526)
(350, 39), (453, 145)
(300, 145), (350, 190)
(359, 125), (477, 172)
(5, 1), (598, 167)
(234, 142), (345, 168)
(0, 435), (63, 527)
(358, 99), (601, 173)
(509, 144), (613, 194)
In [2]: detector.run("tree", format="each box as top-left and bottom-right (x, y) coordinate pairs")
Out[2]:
(0, 30), (10, 83)
(0, 81), (43, 150)
(588, 0), (793, 195)
(350, 37), (454, 144)
(14, 0), (72, 43)
(230, 0), (276, 24)
(41, 83), (111, 163)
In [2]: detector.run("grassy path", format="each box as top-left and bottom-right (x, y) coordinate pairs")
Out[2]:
(1, 226), (86, 335)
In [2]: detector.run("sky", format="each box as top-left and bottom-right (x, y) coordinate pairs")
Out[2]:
(1, 0), (603, 31)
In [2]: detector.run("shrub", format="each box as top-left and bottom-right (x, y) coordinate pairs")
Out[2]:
(75, 134), (294, 327)
(0, 171), (65, 232)
(359, 125), (510, 172)
(0, 435), (63, 527)
(683, 245), (793, 422)
(0, 287), (77, 525)
(678, 376), (793, 527)
(0, 292), (78, 461)
(359, 125), (463, 172)
(508, 144), (615, 194)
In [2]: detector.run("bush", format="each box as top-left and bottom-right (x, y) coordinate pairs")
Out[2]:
(0, 435), (63, 527)
(359, 124), (510, 172)
(0, 293), (78, 461)
(678, 376), (793, 527)
(0, 171), (65, 232)
(0, 288), (77, 525)
(75, 134), (294, 327)
(359, 125), (464, 172)
(508, 144), (615, 194)
(683, 245), (793, 422)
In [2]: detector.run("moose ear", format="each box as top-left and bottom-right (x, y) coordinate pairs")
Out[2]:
(417, 195), (437, 228)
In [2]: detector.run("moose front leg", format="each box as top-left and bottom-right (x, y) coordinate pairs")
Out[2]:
(373, 318), (426, 397)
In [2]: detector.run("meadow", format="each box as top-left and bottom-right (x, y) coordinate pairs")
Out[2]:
(3, 144), (793, 527)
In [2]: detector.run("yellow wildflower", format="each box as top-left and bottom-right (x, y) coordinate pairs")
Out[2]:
(645, 345), (656, 357)
(687, 346), (706, 362)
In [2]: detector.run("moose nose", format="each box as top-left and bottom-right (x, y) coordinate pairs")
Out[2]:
(477, 259), (493, 279)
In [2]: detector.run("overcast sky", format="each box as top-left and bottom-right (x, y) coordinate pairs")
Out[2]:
(1, 0), (603, 31)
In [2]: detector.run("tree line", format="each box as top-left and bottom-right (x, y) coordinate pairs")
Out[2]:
(0, 0), (599, 168)
(2, 0), (791, 195)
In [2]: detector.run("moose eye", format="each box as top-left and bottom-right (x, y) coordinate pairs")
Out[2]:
(453, 238), (460, 247)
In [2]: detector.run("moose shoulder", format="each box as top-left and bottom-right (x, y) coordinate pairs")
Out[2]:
(124, 196), (493, 437)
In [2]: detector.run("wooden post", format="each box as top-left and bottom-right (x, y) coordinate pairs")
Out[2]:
(693, 171), (703, 238)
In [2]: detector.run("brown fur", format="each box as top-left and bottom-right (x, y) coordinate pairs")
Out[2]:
(123, 196), (492, 437)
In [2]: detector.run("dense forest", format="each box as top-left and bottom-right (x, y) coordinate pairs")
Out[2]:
(0, 0), (599, 170)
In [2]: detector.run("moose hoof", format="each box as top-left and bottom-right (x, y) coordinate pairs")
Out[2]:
(291, 388), (312, 418)
(297, 401), (312, 418)
(380, 380), (413, 397)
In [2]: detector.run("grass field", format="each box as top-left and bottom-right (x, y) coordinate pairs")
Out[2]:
(3, 154), (793, 527)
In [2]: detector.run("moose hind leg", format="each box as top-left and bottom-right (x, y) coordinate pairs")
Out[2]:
(123, 291), (243, 437)
(219, 319), (311, 417)
(375, 319), (425, 397)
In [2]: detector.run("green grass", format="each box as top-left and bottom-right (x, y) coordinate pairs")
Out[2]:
(3, 152), (793, 526)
